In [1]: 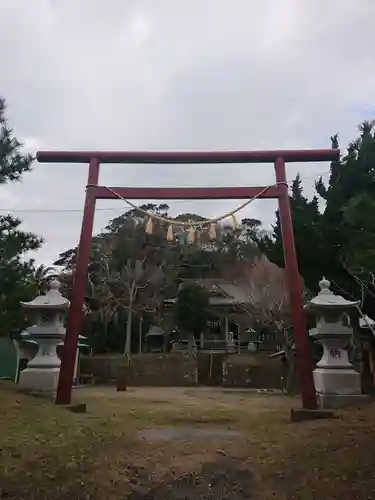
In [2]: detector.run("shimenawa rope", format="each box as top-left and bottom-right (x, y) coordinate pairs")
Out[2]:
(88, 182), (286, 242)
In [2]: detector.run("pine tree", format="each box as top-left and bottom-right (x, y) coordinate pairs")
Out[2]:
(317, 123), (375, 278)
(0, 97), (43, 335)
(257, 172), (324, 292)
(260, 120), (375, 310)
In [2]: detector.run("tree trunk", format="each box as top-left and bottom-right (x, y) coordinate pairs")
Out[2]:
(124, 285), (135, 358)
(138, 316), (143, 354)
(282, 328), (298, 394)
(103, 321), (108, 352)
(285, 348), (298, 394)
(124, 304), (133, 357)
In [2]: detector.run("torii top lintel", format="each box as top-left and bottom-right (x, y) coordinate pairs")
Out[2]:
(36, 149), (339, 164)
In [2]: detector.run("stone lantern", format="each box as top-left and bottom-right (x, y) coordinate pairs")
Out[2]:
(18, 279), (70, 396)
(305, 277), (365, 408)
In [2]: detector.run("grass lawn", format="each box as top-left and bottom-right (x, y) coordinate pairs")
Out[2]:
(1, 381), (375, 499)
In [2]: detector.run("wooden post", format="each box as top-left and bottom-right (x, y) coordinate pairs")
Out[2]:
(138, 316), (143, 354)
(224, 316), (229, 347)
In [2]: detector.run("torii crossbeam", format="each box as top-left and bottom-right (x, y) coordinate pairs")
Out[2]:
(37, 148), (339, 409)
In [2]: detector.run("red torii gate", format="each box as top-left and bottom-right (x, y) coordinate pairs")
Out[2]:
(37, 148), (339, 409)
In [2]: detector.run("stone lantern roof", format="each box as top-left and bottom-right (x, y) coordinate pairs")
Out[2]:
(20, 279), (70, 310)
(305, 278), (359, 310)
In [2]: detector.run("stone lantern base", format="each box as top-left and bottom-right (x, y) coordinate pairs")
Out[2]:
(314, 367), (367, 409)
(317, 393), (369, 409)
(19, 367), (61, 396)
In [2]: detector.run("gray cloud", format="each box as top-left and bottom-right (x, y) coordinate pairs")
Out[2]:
(1, 0), (375, 265)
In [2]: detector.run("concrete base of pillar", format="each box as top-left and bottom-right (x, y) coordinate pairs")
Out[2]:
(290, 407), (335, 422)
(317, 392), (369, 409)
(19, 367), (60, 396)
(62, 403), (87, 413)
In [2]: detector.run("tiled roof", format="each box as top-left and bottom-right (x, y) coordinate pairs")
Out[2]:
(178, 279), (250, 304)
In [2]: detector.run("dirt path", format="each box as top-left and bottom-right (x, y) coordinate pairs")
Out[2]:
(127, 459), (254, 500)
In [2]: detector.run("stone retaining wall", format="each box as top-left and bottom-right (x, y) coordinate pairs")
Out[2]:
(128, 353), (197, 386)
(223, 354), (283, 389)
(80, 353), (197, 386)
(80, 352), (283, 388)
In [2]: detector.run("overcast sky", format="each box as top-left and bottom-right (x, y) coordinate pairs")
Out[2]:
(1, 0), (375, 266)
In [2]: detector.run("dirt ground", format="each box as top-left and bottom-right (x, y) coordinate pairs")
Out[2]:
(1, 383), (375, 499)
